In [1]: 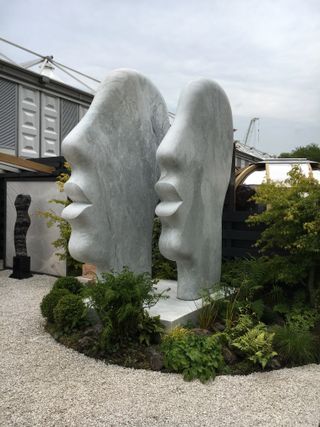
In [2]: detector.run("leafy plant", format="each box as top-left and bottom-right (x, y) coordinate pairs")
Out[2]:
(40, 288), (70, 323)
(219, 256), (289, 323)
(52, 276), (84, 295)
(272, 324), (318, 365)
(248, 166), (320, 306)
(197, 290), (219, 329)
(38, 163), (82, 275)
(231, 322), (277, 369)
(138, 312), (164, 346)
(87, 268), (166, 351)
(227, 314), (255, 339)
(286, 307), (320, 331)
(53, 294), (87, 333)
(161, 328), (225, 383)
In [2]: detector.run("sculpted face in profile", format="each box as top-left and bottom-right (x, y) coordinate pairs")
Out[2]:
(155, 79), (233, 300)
(62, 69), (169, 274)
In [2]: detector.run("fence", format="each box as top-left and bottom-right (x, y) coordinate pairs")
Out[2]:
(222, 210), (264, 259)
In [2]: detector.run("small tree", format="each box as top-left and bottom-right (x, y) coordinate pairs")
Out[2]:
(279, 143), (320, 163)
(247, 166), (320, 305)
(39, 163), (82, 275)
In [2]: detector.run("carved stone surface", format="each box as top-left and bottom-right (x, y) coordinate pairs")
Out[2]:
(155, 78), (233, 300)
(62, 69), (169, 275)
(13, 194), (31, 257)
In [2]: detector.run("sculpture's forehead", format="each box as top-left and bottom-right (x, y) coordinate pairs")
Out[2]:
(95, 69), (163, 106)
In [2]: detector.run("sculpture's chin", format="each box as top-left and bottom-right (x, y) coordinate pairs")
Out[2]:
(68, 231), (104, 267)
(158, 229), (192, 262)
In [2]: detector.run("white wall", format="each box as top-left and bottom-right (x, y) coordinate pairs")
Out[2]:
(6, 181), (66, 276)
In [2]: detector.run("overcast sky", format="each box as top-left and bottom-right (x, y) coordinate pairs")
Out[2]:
(1, 0), (319, 155)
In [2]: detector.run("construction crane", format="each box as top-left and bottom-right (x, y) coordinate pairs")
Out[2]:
(243, 117), (259, 146)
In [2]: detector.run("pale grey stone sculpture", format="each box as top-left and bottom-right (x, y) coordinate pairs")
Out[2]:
(62, 69), (169, 274)
(155, 78), (233, 300)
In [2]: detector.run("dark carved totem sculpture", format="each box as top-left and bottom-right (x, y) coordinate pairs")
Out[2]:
(10, 194), (33, 279)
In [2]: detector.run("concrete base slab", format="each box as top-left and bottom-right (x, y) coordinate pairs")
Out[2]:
(148, 280), (204, 330)
(76, 276), (95, 284)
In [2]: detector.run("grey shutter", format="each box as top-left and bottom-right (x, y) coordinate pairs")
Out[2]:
(18, 85), (40, 158)
(41, 93), (60, 157)
(0, 78), (18, 150)
(61, 99), (79, 141)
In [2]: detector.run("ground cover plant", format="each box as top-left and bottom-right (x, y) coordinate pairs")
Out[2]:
(41, 270), (167, 369)
(41, 166), (320, 382)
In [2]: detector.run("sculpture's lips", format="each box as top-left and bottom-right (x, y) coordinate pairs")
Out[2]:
(64, 181), (91, 204)
(155, 181), (183, 217)
(156, 201), (183, 217)
(62, 182), (92, 220)
(62, 202), (92, 220)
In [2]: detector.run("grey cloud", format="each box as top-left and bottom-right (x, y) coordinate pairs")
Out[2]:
(1, 0), (319, 154)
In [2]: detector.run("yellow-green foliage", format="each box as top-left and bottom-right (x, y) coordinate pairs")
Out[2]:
(248, 166), (320, 255)
(165, 326), (192, 340)
(38, 163), (82, 273)
(162, 329), (224, 383)
(248, 166), (320, 305)
(231, 324), (277, 369)
(227, 315), (277, 369)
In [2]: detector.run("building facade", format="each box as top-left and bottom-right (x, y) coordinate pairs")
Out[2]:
(0, 58), (93, 159)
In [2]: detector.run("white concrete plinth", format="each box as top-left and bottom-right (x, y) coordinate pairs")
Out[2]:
(148, 280), (203, 330)
(76, 276), (95, 284)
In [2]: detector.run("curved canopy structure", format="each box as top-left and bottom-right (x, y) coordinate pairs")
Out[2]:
(236, 158), (320, 188)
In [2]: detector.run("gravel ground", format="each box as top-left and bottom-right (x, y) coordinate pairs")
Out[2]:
(0, 270), (320, 427)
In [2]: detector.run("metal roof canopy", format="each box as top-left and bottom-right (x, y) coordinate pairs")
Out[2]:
(0, 37), (100, 94)
(236, 159), (320, 188)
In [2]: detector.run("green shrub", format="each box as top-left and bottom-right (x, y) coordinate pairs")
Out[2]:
(197, 290), (219, 330)
(227, 314), (255, 339)
(272, 324), (318, 365)
(138, 312), (164, 346)
(227, 315), (277, 369)
(38, 163), (83, 275)
(247, 166), (320, 306)
(286, 307), (320, 331)
(40, 288), (70, 323)
(161, 328), (225, 383)
(53, 294), (87, 333)
(231, 323), (277, 369)
(52, 276), (83, 295)
(88, 268), (165, 351)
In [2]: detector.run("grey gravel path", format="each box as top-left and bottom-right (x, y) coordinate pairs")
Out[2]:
(0, 270), (320, 427)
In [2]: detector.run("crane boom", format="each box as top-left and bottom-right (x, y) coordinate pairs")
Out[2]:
(244, 117), (259, 146)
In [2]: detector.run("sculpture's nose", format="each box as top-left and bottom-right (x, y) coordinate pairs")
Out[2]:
(61, 123), (88, 166)
(156, 136), (180, 172)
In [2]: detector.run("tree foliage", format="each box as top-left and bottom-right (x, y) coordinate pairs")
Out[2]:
(247, 166), (320, 305)
(279, 143), (320, 162)
(38, 163), (82, 274)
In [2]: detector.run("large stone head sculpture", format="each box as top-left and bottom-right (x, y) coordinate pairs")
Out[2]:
(155, 78), (233, 300)
(62, 69), (169, 274)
